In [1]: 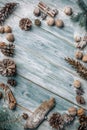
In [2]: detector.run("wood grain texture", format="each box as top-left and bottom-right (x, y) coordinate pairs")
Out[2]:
(0, 0), (87, 129)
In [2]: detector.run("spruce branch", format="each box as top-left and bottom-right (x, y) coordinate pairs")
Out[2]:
(71, 0), (87, 31)
(65, 57), (87, 80)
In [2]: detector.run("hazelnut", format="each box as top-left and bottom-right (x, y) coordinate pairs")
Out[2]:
(75, 51), (83, 60)
(6, 33), (14, 42)
(46, 17), (55, 26)
(68, 107), (77, 116)
(73, 80), (81, 89)
(0, 26), (4, 33)
(82, 54), (87, 63)
(0, 92), (3, 99)
(55, 19), (64, 28)
(34, 19), (41, 26)
(4, 25), (12, 33)
(33, 7), (41, 17)
(77, 108), (85, 116)
(74, 36), (81, 42)
(64, 7), (72, 15)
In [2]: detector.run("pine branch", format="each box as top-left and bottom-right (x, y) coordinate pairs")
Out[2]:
(77, 0), (87, 12)
(65, 57), (87, 80)
(0, 107), (22, 130)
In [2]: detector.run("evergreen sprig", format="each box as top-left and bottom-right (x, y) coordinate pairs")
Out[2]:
(0, 107), (22, 130)
(71, 0), (87, 31)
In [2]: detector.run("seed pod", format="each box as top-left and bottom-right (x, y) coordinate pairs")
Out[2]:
(6, 33), (14, 42)
(4, 25), (12, 33)
(55, 19), (64, 28)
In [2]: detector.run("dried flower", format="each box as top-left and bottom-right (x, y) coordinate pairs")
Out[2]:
(0, 59), (16, 76)
(1, 43), (15, 57)
(65, 57), (87, 80)
(49, 113), (64, 130)
(0, 3), (18, 25)
(7, 79), (17, 87)
(19, 18), (32, 31)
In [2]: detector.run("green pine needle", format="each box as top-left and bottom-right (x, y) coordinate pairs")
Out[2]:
(77, 0), (87, 11)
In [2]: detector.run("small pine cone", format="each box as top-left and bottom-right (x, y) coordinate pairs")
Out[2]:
(62, 113), (75, 125)
(0, 59), (16, 76)
(19, 18), (32, 31)
(79, 115), (87, 124)
(1, 43), (15, 57)
(78, 123), (87, 130)
(7, 79), (17, 87)
(49, 113), (64, 130)
(0, 3), (17, 25)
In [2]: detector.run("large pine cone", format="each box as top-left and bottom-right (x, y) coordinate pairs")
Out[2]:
(0, 3), (17, 25)
(49, 113), (64, 130)
(0, 59), (16, 76)
(19, 18), (32, 30)
(1, 43), (15, 57)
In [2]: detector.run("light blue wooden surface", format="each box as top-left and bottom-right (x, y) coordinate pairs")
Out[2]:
(0, 0), (87, 130)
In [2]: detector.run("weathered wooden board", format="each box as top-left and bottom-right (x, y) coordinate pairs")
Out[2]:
(0, 0), (87, 130)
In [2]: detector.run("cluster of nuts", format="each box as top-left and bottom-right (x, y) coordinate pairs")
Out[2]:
(73, 80), (86, 105)
(0, 25), (14, 42)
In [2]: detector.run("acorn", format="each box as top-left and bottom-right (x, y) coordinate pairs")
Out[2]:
(34, 19), (41, 26)
(47, 17), (55, 26)
(4, 25), (12, 33)
(64, 7), (72, 16)
(33, 7), (41, 17)
(55, 19), (64, 28)
(6, 33), (14, 42)
(0, 26), (4, 33)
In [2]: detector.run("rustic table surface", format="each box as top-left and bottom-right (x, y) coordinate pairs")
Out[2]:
(0, 0), (87, 130)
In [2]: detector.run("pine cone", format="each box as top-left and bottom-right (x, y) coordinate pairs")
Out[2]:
(0, 59), (16, 76)
(1, 43), (15, 57)
(78, 123), (87, 130)
(49, 113), (64, 130)
(7, 79), (17, 86)
(0, 3), (17, 25)
(65, 58), (87, 80)
(79, 115), (87, 124)
(19, 18), (32, 30)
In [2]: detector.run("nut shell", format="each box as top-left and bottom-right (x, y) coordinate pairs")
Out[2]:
(64, 7), (72, 15)
(73, 80), (81, 89)
(6, 33), (14, 42)
(77, 108), (85, 116)
(55, 19), (64, 28)
(47, 17), (55, 26)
